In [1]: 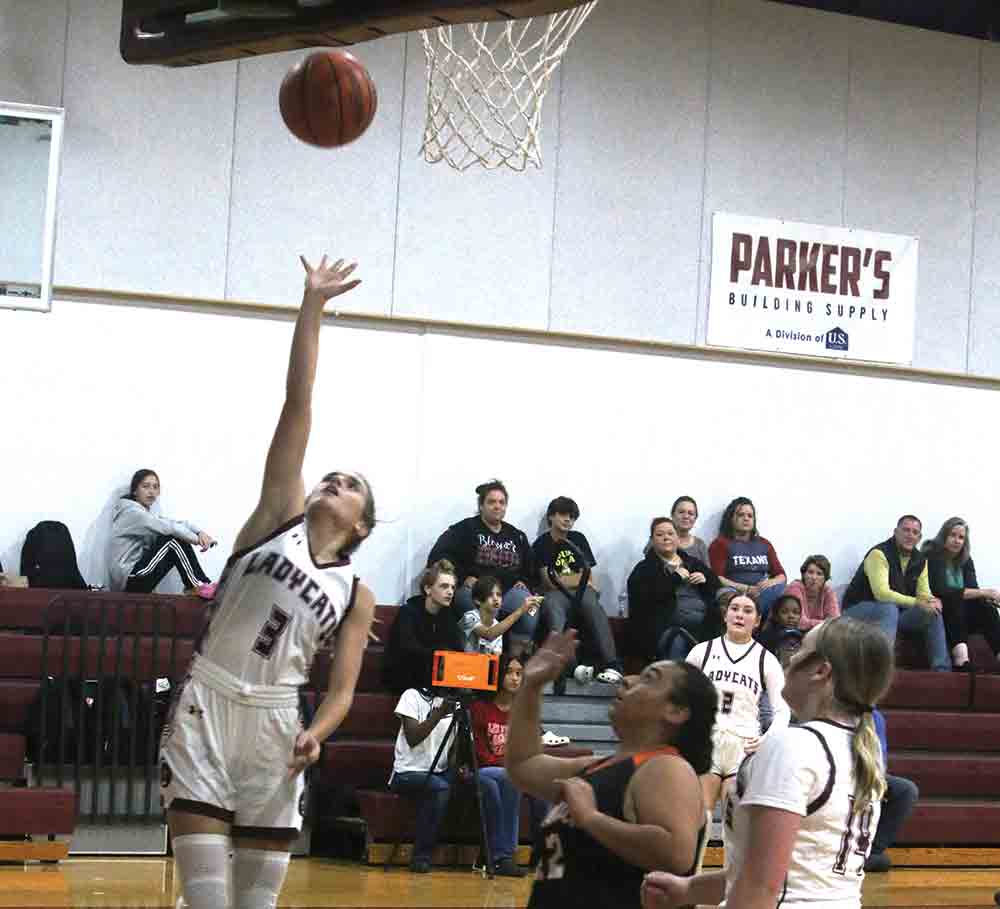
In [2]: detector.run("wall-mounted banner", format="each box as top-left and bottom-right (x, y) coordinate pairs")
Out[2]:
(707, 212), (918, 365)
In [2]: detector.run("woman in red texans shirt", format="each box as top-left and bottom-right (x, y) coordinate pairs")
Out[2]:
(470, 655), (536, 877)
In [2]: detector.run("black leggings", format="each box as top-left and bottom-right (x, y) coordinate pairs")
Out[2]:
(126, 535), (210, 593)
(941, 591), (1000, 655)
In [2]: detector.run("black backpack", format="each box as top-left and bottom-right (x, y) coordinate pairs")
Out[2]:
(20, 521), (87, 590)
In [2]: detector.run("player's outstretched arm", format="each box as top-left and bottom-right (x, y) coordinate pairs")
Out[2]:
(235, 256), (360, 553)
(505, 630), (595, 801)
(288, 583), (375, 775)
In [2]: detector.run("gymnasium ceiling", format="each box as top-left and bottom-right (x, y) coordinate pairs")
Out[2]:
(769, 0), (998, 42)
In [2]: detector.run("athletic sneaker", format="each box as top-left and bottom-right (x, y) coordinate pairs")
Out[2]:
(541, 729), (570, 746)
(573, 665), (595, 685)
(494, 858), (527, 877)
(596, 667), (624, 686)
(196, 583), (217, 600)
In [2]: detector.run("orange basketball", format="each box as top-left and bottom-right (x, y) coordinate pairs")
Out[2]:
(279, 50), (377, 148)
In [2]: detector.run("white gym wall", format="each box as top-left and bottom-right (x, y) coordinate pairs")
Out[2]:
(1, 0), (999, 604)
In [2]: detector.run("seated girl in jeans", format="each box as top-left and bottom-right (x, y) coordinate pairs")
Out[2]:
(469, 655), (546, 877)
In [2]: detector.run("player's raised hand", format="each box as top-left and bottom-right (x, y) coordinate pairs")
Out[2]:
(522, 630), (578, 689)
(288, 730), (321, 777)
(300, 254), (361, 303)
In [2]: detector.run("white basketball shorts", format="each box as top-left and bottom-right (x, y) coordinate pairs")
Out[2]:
(710, 728), (751, 780)
(159, 672), (305, 837)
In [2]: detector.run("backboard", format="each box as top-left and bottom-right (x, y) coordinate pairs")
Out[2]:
(120, 1), (596, 67)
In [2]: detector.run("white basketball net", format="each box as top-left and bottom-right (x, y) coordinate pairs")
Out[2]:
(419, 3), (598, 171)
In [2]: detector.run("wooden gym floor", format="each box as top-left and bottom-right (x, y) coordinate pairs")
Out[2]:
(0, 856), (996, 908)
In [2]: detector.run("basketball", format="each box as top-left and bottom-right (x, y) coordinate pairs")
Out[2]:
(279, 50), (377, 148)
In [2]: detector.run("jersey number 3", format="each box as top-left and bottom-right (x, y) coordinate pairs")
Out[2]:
(253, 606), (291, 659)
(834, 795), (875, 876)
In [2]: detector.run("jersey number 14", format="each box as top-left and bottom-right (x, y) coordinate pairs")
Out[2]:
(834, 795), (875, 876)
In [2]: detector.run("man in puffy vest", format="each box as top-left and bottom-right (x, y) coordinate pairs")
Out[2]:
(842, 514), (949, 671)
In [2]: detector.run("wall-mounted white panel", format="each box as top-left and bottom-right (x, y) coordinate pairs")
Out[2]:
(226, 40), (406, 314)
(392, 34), (559, 328)
(696, 0), (850, 342)
(4, 298), (1000, 603)
(0, 0), (68, 107)
(969, 45), (1000, 378)
(0, 300), (424, 600)
(55, 0), (236, 298)
(550, 0), (710, 343)
(844, 19), (978, 372)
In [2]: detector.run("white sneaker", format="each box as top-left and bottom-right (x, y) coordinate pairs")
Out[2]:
(596, 668), (624, 687)
(541, 729), (571, 746)
(573, 665), (595, 685)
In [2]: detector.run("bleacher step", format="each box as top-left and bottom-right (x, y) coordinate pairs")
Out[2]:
(540, 697), (615, 724)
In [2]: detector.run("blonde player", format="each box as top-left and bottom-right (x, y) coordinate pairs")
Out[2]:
(686, 594), (789, 816)
(160, 255), (376, 909)
(643, 617), (894, 909)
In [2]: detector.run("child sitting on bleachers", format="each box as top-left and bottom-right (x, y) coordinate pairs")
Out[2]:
(469, 655), (545, 878)
(460, 576), (540, 656)
(757, 594), (804, 666)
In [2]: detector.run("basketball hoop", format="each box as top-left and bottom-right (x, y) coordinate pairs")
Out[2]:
(419, 3), (598, 171)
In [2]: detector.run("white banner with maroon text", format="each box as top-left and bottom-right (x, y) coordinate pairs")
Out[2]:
(707, 212), (918, 365)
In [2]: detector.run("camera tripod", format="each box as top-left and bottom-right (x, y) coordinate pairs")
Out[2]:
(386, 692), (495, 879)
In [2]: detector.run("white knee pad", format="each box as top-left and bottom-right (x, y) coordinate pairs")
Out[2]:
(233, 848), (290, 909)
(172, 833), (232, 909)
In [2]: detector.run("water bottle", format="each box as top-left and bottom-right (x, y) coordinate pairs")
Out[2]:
(617, 591), (628, 618)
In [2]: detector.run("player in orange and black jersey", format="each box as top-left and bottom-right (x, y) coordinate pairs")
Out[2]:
(505, 630), (716, 909)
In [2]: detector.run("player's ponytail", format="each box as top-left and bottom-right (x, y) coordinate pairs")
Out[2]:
(851, 711), (886, 808)
(814, 617), (894, 809)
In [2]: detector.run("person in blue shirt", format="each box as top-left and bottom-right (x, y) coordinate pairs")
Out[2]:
(866, 709), (919, 872)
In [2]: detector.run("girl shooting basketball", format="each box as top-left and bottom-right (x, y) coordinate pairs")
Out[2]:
(643, 616), (894, 909)
(160, 255), (376, 909)
(506, 630), (716, 909)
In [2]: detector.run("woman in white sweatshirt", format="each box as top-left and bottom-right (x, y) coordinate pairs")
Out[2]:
(109, 469), (215, 594)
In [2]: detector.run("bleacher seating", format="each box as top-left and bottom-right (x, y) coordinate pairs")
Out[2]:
(0, 588), (208, 859)
(1, 589), (997, 863)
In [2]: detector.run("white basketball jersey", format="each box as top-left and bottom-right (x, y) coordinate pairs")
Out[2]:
(723, 720), (881, 908)
(687, 636), (773, 738)
(196, 516), (357, 688)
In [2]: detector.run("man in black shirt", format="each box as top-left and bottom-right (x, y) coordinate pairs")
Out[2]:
(383, 560), (462, 693)
(533, 497), (622, 686)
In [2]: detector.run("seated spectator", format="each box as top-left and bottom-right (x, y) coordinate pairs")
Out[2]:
(671, 496), (710, 565)
(782, 555), (840, 630)
(533, 496), (622, 686)
(757, 594), (804, 666)
(460, 576), (541, 656)
(627, 517), (721, 663)
(923, 517), (1000, 671)
(842, 515), (949, 671)
(469, 655), (543, 877)
(388, 688), (459, 873)
(427, 480), (536, 650)
(687, 594), (789, 817)
(109, 469), (215, 594)
(383, 560), (462, 694)
(865, 708), (919, 872)
(709, 497), (786, 619)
